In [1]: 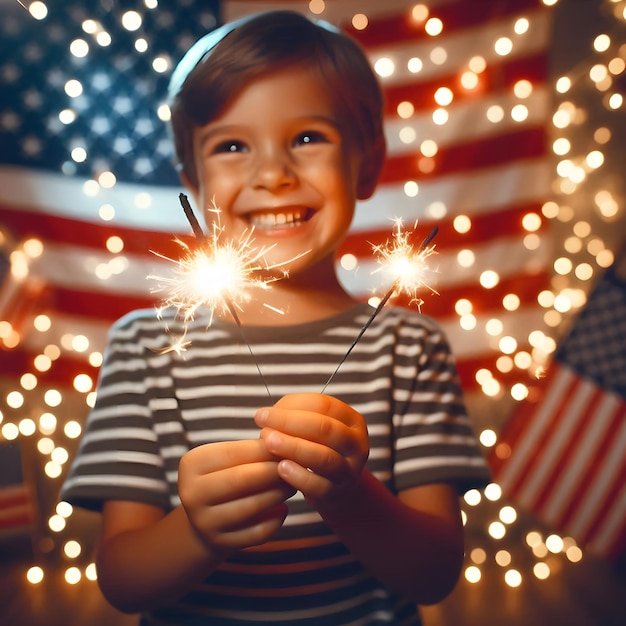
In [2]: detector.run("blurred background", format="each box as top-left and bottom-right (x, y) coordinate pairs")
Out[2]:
(1, 0), (624, 624)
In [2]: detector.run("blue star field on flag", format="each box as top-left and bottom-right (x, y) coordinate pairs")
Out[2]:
(0, 0), (221, 186)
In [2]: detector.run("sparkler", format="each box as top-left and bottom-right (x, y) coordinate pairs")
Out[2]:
(321, 220), (439, 393)
(150, 193), (305, 400)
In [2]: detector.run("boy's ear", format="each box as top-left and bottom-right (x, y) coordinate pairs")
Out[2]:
(356, 142), (386, 200)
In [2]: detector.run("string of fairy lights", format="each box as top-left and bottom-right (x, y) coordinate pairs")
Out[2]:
(0, 0), (624, 595)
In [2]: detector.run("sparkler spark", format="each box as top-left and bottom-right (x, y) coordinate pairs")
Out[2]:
(322, 220), (439, 393)
(371, 218), (439, 310)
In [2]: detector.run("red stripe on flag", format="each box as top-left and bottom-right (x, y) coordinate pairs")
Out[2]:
(46, 269), (549, 324)
(383, 52), (549, 116)
(0, 274), (48, 334)
(340, 202), (546, 256)
(379, 127), (547, 184)
(0, 485), (34, 531)
(393, 272), (551, 316)
(51, 285), (156, 320)
(2, 199), (548, 261)
(0, 205), (194, 257)
(346, 0), (542, 48)
(0, 348), (99, 387)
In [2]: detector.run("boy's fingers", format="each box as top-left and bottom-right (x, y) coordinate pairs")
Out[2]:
(260, 429), (350, 481)
(276, 460), (330, 501)
(215, 504), (290, 549)
(198, 484), (295, 532)
(180, 438), (278, 475)
(257, 408), (354, 451)
(273, 393), (360, 425)
(183, 460), (287, 505)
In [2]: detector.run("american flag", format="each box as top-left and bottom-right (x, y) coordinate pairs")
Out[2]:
(0, 0), (555, 408)
(489, 249), (626, 560)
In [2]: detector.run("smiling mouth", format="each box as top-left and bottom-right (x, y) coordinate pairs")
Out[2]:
(247, 207), (315, 229)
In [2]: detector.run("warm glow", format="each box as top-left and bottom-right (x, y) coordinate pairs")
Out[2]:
(465, 565), (482, 583)
(64, 540), (82, 559)
(484, 483), (502, 501)
(26, 566), (45, 584)
(489, 521), (506, 539)
(504, 569), (522, 587)
(546, 534), (565, 553)
(374, 57), (395, 78)
(495, 550), (511, 566)
(534, 562), (551, 580)
(499, 506), (518, 524)
(479, 429), (497, 447)
(65, 567), (82, 585)
(424, 17), (443, 36)
(121, 10), (142, 31)
(464, 489), (482, 506)
(453, 215), (471, 233)
(479, 270), (500, 289)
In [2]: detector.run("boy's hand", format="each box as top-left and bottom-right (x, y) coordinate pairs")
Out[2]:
(178, 439), (296, 556)
(255, 393), (369, 510)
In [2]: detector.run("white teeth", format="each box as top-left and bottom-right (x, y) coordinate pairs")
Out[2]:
(249, 210), (308, 228)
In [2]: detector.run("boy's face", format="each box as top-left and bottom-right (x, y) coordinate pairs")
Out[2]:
(185, 65), (367, 276)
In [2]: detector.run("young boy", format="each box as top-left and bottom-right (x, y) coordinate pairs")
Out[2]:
(61, 11), (490, 625)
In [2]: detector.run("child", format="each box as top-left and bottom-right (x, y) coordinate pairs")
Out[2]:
(62, 10), (490, 625)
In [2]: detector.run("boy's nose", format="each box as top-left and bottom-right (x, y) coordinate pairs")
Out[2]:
(251, 149), (297, 191)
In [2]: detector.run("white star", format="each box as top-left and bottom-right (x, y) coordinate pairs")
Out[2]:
(113, 96), (133, 115)
(113, 137), (133, 155)
(134, 157), (154, 176)
(91, 72), (112, 92)
(91, 116), (111, 135)
(135, 117), (155, 136)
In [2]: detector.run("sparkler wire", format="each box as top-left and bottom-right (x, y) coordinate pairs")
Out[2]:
(179, 193), (208, 244)
(321, 225), (439, 393)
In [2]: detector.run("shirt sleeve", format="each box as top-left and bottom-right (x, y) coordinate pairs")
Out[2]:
(60, 311), (172, 512)
(390, 310), (492, 494)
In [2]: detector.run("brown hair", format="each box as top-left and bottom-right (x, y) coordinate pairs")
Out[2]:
(169, 10), (386, 190)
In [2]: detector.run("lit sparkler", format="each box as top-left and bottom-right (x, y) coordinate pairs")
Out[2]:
(149, 194), (306, 399)
(322, 220), (439, 392)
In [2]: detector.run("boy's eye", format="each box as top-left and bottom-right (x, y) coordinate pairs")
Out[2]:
(294, 131), (328, 146)
(214, 140), (247, 154)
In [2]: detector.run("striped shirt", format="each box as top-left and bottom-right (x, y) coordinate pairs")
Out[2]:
(61, 303), (490, 625)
